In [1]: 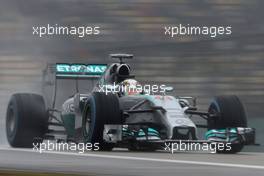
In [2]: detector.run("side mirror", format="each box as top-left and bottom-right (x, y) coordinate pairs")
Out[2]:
(164, 86), (174, 92)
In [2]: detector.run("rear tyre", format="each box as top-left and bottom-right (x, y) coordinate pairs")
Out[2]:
(82, 92), (122, 151)
(208, 95), (247, 153)
(6, 93), (48, 148)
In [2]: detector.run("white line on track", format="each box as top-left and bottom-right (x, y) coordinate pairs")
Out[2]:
(1, 147), (264, 170)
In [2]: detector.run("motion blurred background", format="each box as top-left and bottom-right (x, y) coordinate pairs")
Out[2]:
(0, 0), (263, 150)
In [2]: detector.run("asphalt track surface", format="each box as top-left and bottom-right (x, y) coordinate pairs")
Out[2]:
(1, 147), (264, 176)
(1, 0), (264, 175)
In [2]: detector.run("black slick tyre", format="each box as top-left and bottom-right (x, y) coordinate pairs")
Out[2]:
(82, 92), (122, 151)
(6, 93), (48, 148)
(208, 95), (247, 153)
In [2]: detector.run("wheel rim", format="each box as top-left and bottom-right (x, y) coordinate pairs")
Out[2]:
(84, 103), (92, 139)
(85, 117), (91, 135)
(209, 103), (219, 114)
(7, 105), (15, 135)
(208, 103), (220, 129)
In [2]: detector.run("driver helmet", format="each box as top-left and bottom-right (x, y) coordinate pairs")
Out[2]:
(121, 79), (142, 95)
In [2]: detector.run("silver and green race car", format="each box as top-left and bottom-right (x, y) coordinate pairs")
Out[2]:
(6, 54), (256, 153)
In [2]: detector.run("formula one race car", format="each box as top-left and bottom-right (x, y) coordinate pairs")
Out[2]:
(6, 54), (256, 153)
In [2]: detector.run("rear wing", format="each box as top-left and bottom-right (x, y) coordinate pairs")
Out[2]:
(55, 63), (107, 79)
(42, 63), (108, 109)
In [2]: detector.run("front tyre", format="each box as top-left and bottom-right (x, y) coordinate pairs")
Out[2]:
(82, 92), (122, 151)
(207, 95), (247, 153)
